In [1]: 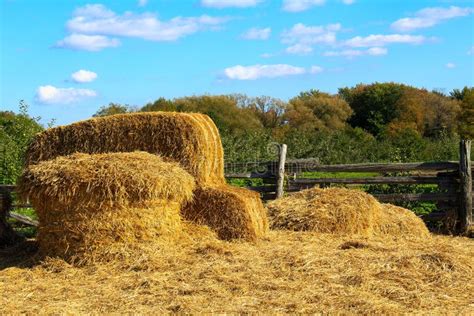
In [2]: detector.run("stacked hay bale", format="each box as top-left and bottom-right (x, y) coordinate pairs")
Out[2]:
(267, 187), (429, 238)
(19, 152), (195, 262)
(24, 112), (268, 241)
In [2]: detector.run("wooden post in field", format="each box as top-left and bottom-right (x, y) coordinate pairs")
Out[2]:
(276, 144), (287, 199)
(458, 139), (472, 234)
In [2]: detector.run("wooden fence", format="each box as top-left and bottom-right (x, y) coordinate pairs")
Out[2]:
(1, 141), (472, 234)
(225, 140), (473, 234)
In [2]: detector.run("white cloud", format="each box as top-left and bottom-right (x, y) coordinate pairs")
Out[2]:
(64, 4), (229, 44)
(260, 53), (274, 58)
(324, 47), (387, 58)
(281, 23), (341, 55)
(446, 62), (456, 69)
(309, 66), (324, 74)
(201, 0), (260, 8)
(224, 64), (306, 80)
(36, 85), (97, 104)
(391, 6), (473, 32)
(342, 0), (355, 4)
(282, 0), (325, 12)
(55, 34), (120, 51)
(241, 27), (271, 40)
(138, 0), (148, 6)
(366, 47), (388, 55)
(468, 46), (474, 55)
(71, 69), (98, 83)
(345, 34), (427, 47)
(282, 23), (341, 45)
(285, 43), (313, 55)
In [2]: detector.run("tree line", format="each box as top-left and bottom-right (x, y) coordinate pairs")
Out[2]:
(1, 82), (473, 183)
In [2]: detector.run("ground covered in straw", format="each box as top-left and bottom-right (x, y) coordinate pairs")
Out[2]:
(1, 231), (473, 314)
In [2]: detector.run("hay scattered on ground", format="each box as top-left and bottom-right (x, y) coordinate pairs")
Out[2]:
(267, 187), (430, 238)
(267, 187), (380, 236)
(25, 112), (225, 185)
(18, 152), (195, 262)
(1, 231), (473, 314)
(182, 185), (269, 241)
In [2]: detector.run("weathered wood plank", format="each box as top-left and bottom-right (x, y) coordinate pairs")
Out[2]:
(290, 162), (460, 173)
(225, 172), (275, 179)
(8, 212), (39, 227)
(373, 193), (458, 202)
(246, 186), (277, 193)
(276, 144), (287, 199)
(458, 140), (472, 234)
(289, 176), (457, 185)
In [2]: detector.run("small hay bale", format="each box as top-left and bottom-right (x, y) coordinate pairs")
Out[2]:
(25, 112), (225, 186)
(18, 152), (195, 262)
(182, 185), (269, 241)
(374, 203), (430, 238)
(267, 187), (381, 236)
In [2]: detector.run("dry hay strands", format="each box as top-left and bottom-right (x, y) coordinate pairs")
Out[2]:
(374, 203), (430, 238)
(182, 185), (269, 241)
(25, 112), (225, 186)
(36, 200), (183, 265)
(18, 152), (196, 263)
(267, 187), (381, 237)
(18, 152), (195, 209)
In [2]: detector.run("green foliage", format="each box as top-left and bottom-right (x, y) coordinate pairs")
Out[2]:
(339, 82), (406, 136)
(458, 87), (474, 139)
(93, 103), (134, 117)
(0, 101), (44, 184)
(286, 89), (352, 132)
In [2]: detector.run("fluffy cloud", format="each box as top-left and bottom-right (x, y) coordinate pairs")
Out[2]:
(285, 43), (313, 55)
(467, 46), (474, 55)
(55, 34), (120, 51)
(36, 85), (97, 104)
(324, 47), (387, 58)
(446, 62), (456, 69)
(241, 27), (271, 40)
(309, 66), (324, 74)
(224, 64), (306, 80)
(282, 0), (325, 12)
(391, 6), (473, 32)
(344, 34), (427, 47)
(138, 0), (148, 6)
(56, 4), (230, 50)
(282, 23), (341, 45)
(201, 0), (261, 8)
(281, 23), (340, 54)
(71, 70), (98, 83)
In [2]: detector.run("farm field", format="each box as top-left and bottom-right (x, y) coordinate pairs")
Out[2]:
(1, 229), (473, 314)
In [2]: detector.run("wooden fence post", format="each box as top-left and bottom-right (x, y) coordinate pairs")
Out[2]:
(276, 144), (287, 199)
(458, 139), (472, 234)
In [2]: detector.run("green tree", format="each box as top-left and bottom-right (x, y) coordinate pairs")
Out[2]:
(93, 103), (134, 117)
(141, 95), (263, 135)
(339, 82), (407, 136)
(0, 101), (44, 184)
(458, 88), (474, 139)
(285, 89), (352, 132)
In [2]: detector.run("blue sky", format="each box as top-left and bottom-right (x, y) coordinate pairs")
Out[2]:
(1, 0), (473, 125)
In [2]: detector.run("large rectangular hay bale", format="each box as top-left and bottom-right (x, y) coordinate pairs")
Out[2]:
(25, 112), (225, 186)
